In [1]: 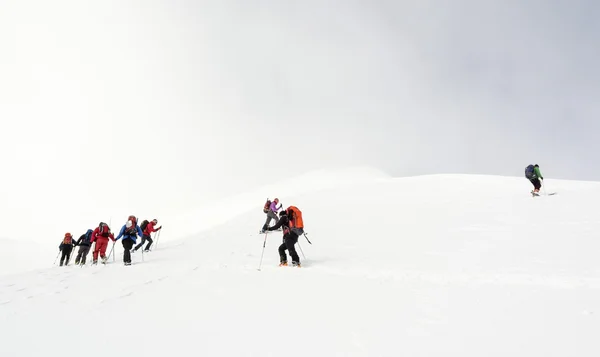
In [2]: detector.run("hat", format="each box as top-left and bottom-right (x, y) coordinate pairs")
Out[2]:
(65, 232), (72, 237)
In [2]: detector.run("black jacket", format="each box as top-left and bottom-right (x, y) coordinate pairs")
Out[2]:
(76, 234), (91, 247)
(268, 215), (289, 232)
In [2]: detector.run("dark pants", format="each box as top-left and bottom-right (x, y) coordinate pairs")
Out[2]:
(530, 178), (541, 190)
(122, 239), (134, 264)
(60, 245), (73, 266)
(75, 245), (91, 264)
(134, 235), (153, 252)
(278, 232), (300, 264)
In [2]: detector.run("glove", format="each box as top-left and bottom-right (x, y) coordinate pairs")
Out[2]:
(540, 177), (544, 180)
(158, 226), (162, 230)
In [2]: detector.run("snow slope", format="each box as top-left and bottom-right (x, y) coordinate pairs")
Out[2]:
(0, 170), (599, 357)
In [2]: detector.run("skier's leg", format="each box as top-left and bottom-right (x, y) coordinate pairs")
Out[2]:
(268, 210), (279, 226)
(134, 236), (146, 252)
(122, 240), (133, 264)
(75, 247), (83, 264)
(262, 214), (272, 232)
(65, 247), (72, 265)
(278, 242), (288, 263)
(81, 246), (90, 264)
(286, 234), (300, 264)
(92, 243), (100, 262)
(145, 236), (153, 251)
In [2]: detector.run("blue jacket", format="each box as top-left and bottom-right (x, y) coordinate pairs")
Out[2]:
(115, 224), (143, 243)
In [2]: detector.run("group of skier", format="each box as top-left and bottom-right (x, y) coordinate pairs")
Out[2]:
(260, 198), (306, 268)
(58, 216), (162, 267)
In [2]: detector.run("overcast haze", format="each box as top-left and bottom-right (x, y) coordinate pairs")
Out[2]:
(0, 1), (598, 241)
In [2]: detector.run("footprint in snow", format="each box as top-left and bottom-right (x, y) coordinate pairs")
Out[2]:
(0, 300), (11, 305)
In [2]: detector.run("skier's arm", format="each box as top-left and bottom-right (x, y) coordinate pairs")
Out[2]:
(137, 226), (143, 237)
(267, 216), (286, 231)
(115, 226), (125, 240)
(90, 228), (98, 243)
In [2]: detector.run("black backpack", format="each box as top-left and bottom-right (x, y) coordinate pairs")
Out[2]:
(98, 223), (110, 237)
(525, 165), (535, 179)
(140, 220), (149, 232)
(82, 230), (93, 244)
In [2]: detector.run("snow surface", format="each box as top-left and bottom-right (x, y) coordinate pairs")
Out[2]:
(1, 169), (599, 357)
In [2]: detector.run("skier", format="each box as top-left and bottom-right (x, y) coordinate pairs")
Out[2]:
(525, 164), (544, 196)
(266, 206), (305, 267)
(58, 233), (76, 266)
(261, 198), (282, 233)
(114, 215), (143, 266)
(133, 219), (162, 253)
(90, 222), (115, 265)
(74, 229), (93, 265)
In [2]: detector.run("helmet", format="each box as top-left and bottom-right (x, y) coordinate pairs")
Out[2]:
(279, 210), (287, 217)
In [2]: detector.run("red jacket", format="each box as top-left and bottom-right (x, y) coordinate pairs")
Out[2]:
(143, 221), (160, 236)
(90, 226), (115, 243)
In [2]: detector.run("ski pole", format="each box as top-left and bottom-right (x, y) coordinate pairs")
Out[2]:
(542, 179), (548, 196)
(154, 229), (162, 250)
(297, 241), (306, 260)
(303, 232), (312, 244)
(107, 241), (116, 262)
(53, 251), (61, 265)
(257, 232), (268, 271)
(141, 238), (145, 262)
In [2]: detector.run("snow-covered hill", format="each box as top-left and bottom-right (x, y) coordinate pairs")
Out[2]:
(0, 170), (599, 357)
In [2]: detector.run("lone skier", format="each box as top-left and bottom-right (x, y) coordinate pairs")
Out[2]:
(525, 164), (544, 196)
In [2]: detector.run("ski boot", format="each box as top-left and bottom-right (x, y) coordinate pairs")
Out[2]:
(292, 261), (301, 268)
(279, 261), (288, 267)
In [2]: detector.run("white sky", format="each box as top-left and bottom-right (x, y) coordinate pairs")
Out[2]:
(0, 0), (598, 242)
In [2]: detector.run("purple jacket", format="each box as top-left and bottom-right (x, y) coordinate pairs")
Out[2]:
(270, 201), (281, 212)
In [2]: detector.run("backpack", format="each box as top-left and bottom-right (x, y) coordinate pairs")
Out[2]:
(125, 216), (137, 236)
(263, 199), (272, 213)
(82, 230), (93, 245)
(140, 220), (149, 232)
(287, 206), (304, 229)
(98, 222), (110, 237)
(525, 165), (535, 179)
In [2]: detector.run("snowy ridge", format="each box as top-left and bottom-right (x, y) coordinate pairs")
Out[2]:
(0, 170), (599, 357)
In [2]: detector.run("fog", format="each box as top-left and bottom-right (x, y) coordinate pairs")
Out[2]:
(0, 1), (598, 242)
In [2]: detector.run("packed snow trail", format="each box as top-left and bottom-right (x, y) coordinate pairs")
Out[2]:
(0, 173), (599, 357)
